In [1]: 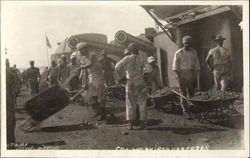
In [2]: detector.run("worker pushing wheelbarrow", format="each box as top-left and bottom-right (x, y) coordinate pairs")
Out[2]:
(20, 63), (99, 132)
(21, 42), (110, 132)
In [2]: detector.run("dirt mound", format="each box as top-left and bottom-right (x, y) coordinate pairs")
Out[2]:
(106, 84), (125, 100)
(191, 89), (239, 101)
(150, 87), (179, 98)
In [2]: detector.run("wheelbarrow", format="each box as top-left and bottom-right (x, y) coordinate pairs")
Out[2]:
(24, 85), (86, 121)
(172, 90), (239, 122)
(149, 92), (179, 111)
(149, 87), (180, 111)
(21, 85), (86, 132)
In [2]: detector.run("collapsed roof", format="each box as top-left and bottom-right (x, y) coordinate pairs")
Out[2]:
(141, 5), (242, 27)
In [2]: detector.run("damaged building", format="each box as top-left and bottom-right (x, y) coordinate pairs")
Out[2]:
(51, 5), (243, 91)
(142, 5), (243, 91)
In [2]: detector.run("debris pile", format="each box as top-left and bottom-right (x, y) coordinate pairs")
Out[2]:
(150, 86), (179, 98)
(149, 87), (179, 107)
(106, 84), (125, 100)
(191, 89), (239, 101)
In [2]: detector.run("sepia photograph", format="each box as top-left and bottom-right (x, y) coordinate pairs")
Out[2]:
(1, 1), (249, 157)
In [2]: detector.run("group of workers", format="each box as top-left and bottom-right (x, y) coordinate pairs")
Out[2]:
(45, 42), (161, 129)
(45, 48), (116, 91)
(6, 34), (231, 147)
(173, 35), (231, 119)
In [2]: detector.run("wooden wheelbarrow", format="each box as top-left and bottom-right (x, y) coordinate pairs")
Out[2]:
(21, 85), (86, 132)
(25, 85), (86, 122)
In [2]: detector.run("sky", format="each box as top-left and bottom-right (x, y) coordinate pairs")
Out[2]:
(2, 2), (155, 68)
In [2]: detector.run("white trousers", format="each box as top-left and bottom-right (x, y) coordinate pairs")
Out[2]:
(125, 79), (148, 121)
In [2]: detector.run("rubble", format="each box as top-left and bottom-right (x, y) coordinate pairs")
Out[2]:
(150, 86), (179, 98)
(106, 84), (125, 100)
(191, 89), (239, 101)
(15, 84), (244, 150)
(148, 87), (179, 108)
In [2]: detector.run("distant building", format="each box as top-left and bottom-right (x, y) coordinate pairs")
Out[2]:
(143, 5), (243, 90)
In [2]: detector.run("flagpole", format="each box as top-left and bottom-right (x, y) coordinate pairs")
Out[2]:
(45, 34), (50, 66)
(46, 44), (49, 66)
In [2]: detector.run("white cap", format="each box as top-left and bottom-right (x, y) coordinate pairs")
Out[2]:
(147, 56), (155, 63)
(70, 52), (77, 59)
(76, 42), (88, 50)
(60, 54), (66, 58)
(239, 21), (243, 30)
(182, 36), (192, 43)
(124, 49), (130, 55)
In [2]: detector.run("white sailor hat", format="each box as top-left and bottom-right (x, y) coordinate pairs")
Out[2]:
(124, 49), (130, 55)
(60, 54), (66, 58)
(76, 42), (88, 50)
(70, 52), (77, 59)
(147, 56), (155, 63)
(182, 36), (192, 43)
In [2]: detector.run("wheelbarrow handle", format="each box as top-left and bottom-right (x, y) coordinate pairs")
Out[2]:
(171, 90), (189, 101)
(69, 88), (87, 102)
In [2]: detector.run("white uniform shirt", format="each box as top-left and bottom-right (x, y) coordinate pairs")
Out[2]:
(115, 54), (146, 82)
(85, 53), (104, 83)
(172, 48), (200, 71)
(207, 46), (230, 66)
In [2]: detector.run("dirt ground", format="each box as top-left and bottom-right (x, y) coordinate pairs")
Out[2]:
(13, 83), (244, 150)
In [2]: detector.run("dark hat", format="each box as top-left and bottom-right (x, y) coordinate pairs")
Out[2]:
(29, 60), (34, 64)
(214, 35), (226, 41)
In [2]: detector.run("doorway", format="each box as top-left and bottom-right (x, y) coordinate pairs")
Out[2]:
(160, 48), (169, 86)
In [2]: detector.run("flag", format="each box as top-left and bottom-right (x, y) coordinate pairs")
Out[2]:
(46, 35), (52, 48)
